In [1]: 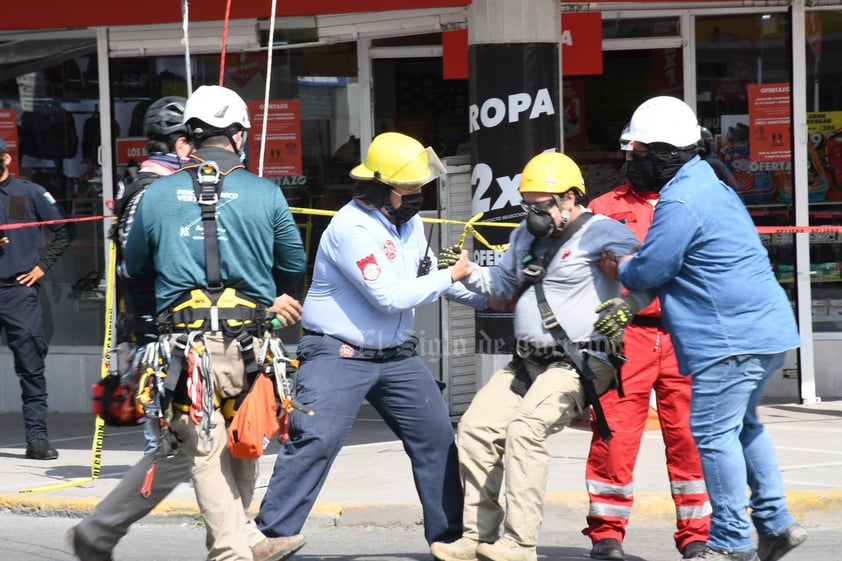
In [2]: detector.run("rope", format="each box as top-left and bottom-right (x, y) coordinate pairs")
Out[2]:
(258, 0), (280, 177)
(181, 0), (193, 94)
(218, 0), (233, 86)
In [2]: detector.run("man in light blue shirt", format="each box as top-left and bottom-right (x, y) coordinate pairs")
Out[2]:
(256, 132), (485, 551)
(595, 96), (805, 561)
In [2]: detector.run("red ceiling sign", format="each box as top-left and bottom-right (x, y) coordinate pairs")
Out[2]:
(561, 12), (603, 76)
(443, 12), (603, 80)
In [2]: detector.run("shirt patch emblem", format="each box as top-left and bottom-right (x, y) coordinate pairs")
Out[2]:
(356, 254), (381, 281)
(383, 240), (397, 259)
(561, 249), (571, 260)
(339, 344), (355, 358)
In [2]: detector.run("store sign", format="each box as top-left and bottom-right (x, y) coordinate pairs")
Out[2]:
(444, 13), (603, 80)
(470, 42), (560, 353)
(115, 137), (148, 166)
(747, 83), (791, 162)
(561, 12), (603, 76)
(247, 100), (303, 177)
(0, 108), (20, 178)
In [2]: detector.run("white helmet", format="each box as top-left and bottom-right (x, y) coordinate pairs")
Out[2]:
(183, 85), (251, 136)
(621, 96), (700, 148)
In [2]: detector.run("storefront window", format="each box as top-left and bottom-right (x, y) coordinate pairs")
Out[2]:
(564, 47), (684, 199)
(694, 12), (842, 332)
(110, 43), (360, 310)
(0, 36), (106, 346)
(804, 10), (842, 330)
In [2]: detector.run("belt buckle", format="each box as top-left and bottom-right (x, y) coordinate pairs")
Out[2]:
(515, 339), (531, 359)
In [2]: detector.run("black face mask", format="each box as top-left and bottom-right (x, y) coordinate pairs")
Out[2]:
(526, 209), (556, 239)
(0, 160), (5, 178)
(389, 192), (424, 224)
(627, 145), (695, 193)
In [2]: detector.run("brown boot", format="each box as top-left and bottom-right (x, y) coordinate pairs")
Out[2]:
(251, 534), (306, 561)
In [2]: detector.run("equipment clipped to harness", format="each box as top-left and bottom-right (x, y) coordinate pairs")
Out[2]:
(513, 212), (619, 442)
(227, 321), (313, 459)
(92, 342), (145, 427)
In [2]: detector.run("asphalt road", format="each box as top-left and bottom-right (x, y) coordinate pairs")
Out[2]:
(3, 511), (838, 561)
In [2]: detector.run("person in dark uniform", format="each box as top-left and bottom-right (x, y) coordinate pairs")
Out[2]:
(0, 137), (74, 460)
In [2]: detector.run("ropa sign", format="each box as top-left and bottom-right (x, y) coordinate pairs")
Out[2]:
(469, 88), (556, 133)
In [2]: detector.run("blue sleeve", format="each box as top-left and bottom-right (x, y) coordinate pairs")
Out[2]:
(619, 199), (695, 291)
(272, 190), (306, 294)
(330, 224), (453, 314)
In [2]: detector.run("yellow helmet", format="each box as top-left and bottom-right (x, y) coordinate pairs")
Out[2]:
(518, 151), (586, 195)
(350, 132), (447, 187)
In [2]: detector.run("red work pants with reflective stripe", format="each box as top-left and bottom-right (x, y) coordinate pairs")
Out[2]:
(582, 323), (710, 552)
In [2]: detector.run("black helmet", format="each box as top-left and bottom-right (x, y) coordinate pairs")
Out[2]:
(143, 96), (188, 139)
(698, 126), (714, 156)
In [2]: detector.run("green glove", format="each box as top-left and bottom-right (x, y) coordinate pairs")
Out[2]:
(437, 245), (462, 270)
(593, 296), (640, 339)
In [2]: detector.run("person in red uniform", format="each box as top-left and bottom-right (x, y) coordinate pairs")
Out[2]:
(581, 127), (710, 561)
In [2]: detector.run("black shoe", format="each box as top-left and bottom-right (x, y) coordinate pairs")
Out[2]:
(758, 522), (807, 561)
(683, 541), (708, 559)
(26, 438), (58, 460)
(66, 526), (114, 561)
(590, 538), (624, 560)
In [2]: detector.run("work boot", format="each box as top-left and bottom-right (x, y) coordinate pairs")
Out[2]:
(251, 534), (306, 561)
(757, 522), (807, 561)
(685, 545), (759, 561)
(476, 537), (537, 561)
(431, 536), (480, 561)
(682, 541), (708, 559)
(66, 526), (114, 561)
(590, 538), (624, 560)
(26, 438), (58, 460)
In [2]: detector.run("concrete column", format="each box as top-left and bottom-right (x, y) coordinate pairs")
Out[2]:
(467, 0), (561, 370)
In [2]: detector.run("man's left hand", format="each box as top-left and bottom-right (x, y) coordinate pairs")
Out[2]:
(269, 294), (303, 327)
(593, 296), (638, 339)
(17, 265), (44, 287)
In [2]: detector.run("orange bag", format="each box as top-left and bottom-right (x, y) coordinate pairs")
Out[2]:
(228, 373), (280, 459)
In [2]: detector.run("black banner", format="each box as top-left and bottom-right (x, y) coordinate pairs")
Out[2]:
(469, 43), (560, 354)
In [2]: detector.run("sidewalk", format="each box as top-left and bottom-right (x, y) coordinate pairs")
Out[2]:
(0, 400), (840, 529)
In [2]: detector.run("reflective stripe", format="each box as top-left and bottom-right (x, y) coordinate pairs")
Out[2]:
(588, 502), (633, 519)
(671, 479), (708, 495)
(676, 502), (712, 520)
(586, 479), (634, 498)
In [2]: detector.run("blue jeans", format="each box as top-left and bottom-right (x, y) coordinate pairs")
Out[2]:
(689, 352), (795, 553)
(255, 334), (463, 544)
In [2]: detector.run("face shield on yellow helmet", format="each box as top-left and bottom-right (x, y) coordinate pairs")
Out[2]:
(518, 151), (586, 195)
(350, 132), (447, 187)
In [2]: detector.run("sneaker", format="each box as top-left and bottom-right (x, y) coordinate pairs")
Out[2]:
(685, 545), (759, 561)
(251, 534), (306, 561)
(591, 538), (625, 560)
(431, 537), (481, 561)
(682, 541), (708, 559)
(758, 522), (807, 561)
(66, 526), (114, 561)
(477, 537), (537, 561)
(26, 438), (58, 460)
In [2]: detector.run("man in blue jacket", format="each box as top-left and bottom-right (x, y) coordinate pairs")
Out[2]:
(594, 96), (805, 561)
